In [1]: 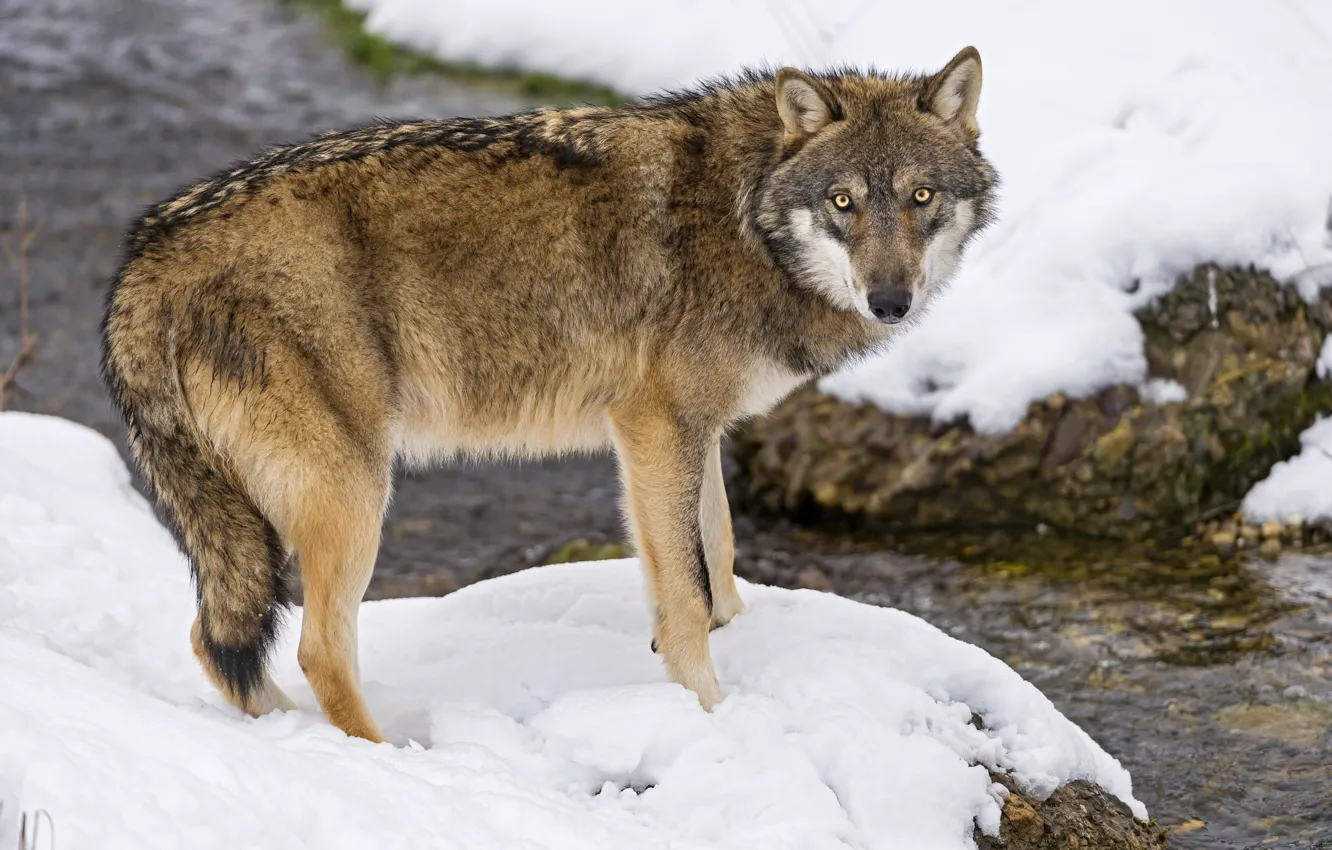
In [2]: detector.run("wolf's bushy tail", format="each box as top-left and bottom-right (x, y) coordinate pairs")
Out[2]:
(101, 284), (292, 703)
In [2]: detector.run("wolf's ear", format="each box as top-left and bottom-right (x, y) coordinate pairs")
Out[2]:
(775, 68), (839, 138)
(921, 47), (983, 141)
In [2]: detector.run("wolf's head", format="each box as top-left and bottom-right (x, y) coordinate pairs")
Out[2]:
(753, 48), (997, 324)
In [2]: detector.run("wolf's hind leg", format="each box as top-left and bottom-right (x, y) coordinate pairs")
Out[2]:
(611, 403), (724, 710)
(289, 466), (390, 743)
(700, 438), (744, 630)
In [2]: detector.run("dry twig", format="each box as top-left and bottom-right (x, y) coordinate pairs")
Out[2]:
(18, 808), (55, 850)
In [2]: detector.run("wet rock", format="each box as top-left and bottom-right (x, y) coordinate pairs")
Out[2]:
(1213, 701), (1332, 749)
(975, 775), (1167, 850)
(365, 568), (460, 600)
(1171, 819), (1206, 836)
(795, 565), (834, 591)
(1210, 530), (1237, 554)
(732, 266), (1332, 544)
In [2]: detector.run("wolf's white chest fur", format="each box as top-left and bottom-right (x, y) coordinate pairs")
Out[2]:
(735, 359), (809, 419)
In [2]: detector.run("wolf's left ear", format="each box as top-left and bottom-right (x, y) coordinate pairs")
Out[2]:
(921, 47), (983, 141)
(775, 68), (840, 138)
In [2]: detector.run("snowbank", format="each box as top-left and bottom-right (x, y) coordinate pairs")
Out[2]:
(347, 0), (1332, 436)
(1241, 336), (1332, 524)
(1243, 415), (1332, 525)
(0, 412), (1145, 848)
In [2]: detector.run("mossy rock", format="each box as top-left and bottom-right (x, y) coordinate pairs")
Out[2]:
(542, 537), (630, 565)
(977, 774), (1167, 850)
(731, 265), (1332, 542)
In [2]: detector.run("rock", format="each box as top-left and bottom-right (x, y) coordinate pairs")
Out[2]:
(1210, 530), (1237, 553)
(1259, 538), (1282, 560)
(366, 568), (460, 600)
(1213, 701), (1332, 749)
(795, 565), (834, 591)
(1260, 520), (1283, 539)
(731, 265), (1332, 544)
(1000, 793), (1045, 842)
(975, 774), (1167, 850)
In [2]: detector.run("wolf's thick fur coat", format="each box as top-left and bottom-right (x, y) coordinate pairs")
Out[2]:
(102, 49), (996, 741)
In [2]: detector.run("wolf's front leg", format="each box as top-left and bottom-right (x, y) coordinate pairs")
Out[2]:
(700, 437), (745, 630)
(610, 403), (724, 710)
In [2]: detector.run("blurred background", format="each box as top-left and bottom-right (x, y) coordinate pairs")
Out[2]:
(2, 0), (1330, 845)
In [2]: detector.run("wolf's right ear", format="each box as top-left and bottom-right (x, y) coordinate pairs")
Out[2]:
(921, 47), (983, 141)
(775, 68), (840, 138)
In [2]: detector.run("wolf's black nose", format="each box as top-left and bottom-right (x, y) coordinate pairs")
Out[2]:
(868, 289), (912, 323)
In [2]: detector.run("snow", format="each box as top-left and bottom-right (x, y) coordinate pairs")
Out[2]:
(0, 412), (1146, 847)
(1242, 336), (1332, 523)
(346, 0), (1332, 435)
(1243, 415), (1332, 525)
(1139, 378), (1187, 406)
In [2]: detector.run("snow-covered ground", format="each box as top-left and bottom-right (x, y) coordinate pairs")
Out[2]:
(347, 0), (1332, 520)
(0, 411), (1144, 848)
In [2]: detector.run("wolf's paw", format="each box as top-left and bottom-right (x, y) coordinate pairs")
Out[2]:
(690, 675), (725, 711)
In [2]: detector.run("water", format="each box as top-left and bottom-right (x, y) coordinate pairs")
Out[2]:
(2, 1), (1329, 845)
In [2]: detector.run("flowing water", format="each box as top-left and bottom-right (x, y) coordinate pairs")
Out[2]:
(2, 1), (1328, 845)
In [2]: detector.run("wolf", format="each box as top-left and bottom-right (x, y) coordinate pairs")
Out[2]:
(101, 47), (997, 742)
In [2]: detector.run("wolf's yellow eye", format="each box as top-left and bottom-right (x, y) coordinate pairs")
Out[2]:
(913, 187), (934, 205)
(831, 193), (853, 211)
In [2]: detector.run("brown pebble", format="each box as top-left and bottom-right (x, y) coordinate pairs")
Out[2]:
(1210, 531), (1237, 551)
(1172, 819), (1206, 835)
(795, 566), (833, 592)
(1259, 538), (1281, 559)
(1260, 520), (1282, 539)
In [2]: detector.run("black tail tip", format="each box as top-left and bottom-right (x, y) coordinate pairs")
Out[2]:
(200, 632), (270, 702)
(197, 604), (288, 703)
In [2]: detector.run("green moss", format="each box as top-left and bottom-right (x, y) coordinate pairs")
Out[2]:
(279, 0), (628, 106)
(543, 538), (630, 565)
